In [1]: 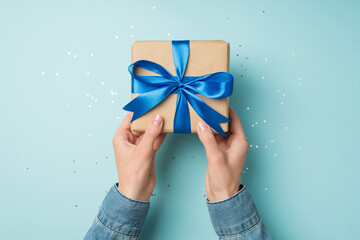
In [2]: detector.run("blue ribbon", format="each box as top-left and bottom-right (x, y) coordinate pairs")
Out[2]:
(123, 40), (234, 137)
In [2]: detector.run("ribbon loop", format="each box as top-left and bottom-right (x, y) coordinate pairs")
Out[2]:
(130, 60), (176, 81)
(123, 40), (234, 137)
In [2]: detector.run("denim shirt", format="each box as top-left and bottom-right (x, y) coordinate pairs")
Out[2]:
(84, 184), (272, 240)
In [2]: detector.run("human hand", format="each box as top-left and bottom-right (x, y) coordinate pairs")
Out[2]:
(112, 113), (167, 202)
(197, 107), (249, 202)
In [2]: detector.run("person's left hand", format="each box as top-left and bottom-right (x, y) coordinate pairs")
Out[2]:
(112, 113), (167, 201)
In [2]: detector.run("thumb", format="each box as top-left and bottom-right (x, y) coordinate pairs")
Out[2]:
(197, 121), (221, 158)
(139, 114), (163, 153)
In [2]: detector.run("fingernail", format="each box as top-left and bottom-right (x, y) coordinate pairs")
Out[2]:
(152, 114), (162, 126)
(198, 121), (208, 131)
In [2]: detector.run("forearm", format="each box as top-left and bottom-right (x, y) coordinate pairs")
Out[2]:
(207, 185), (272, 240)
(84, 184), (150, 240)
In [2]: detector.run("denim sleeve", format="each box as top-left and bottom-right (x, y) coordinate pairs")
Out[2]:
(207, 185), (272, 240)
(84, 183), (150, 240)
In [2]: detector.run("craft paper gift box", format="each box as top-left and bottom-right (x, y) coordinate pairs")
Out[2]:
(123, 40), (234, 137)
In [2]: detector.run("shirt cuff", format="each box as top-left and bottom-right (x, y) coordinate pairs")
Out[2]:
(206, 184), (261, 237)
(96, 183), (150, 238)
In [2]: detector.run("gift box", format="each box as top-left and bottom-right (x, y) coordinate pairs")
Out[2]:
(123, 40), (234, 137)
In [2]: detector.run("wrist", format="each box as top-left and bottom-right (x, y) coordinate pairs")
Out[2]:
(117, 182), (150, 202)
(207, 185), (241, 203)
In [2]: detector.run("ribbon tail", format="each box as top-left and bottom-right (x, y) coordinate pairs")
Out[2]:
(182, 90), (231, 138)
(123, 86), (177, 122)
(173, 89), (191, 133)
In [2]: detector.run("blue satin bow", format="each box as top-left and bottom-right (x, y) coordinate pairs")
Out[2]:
(123, 40), (234, 137)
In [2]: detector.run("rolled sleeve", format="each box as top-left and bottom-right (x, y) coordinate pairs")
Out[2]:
(86, 183), (150, 239)
(207, 185), (266, 238)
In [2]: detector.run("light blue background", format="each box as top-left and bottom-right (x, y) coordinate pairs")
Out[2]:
(0, 0), (359, 239)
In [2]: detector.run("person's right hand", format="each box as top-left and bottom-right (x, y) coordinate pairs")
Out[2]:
(197, 107), (249, 202)
(113, 113), (167, 202)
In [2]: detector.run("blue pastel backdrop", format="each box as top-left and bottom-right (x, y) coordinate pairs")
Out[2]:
(0, 0), (359, 239)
